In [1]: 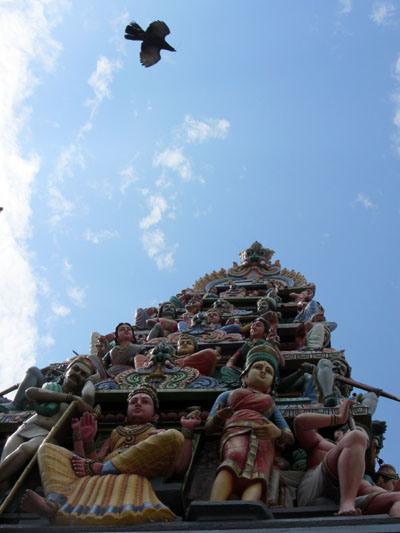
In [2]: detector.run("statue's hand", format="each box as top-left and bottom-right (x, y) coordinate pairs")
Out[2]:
(337, 398), (353, 425)
(72, 396), (93, 414)
(253, 421), (281, 440)
(71, 417), (80, 432)
(216, 407), (234, 421)
(181, 412), (201, 430)
(300, 362), (315, 374)
(79, 412), (97, 443)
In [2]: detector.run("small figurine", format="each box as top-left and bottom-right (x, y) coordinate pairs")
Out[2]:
(205, 344), (293, 502)
(135, 334), (218, 377)
(219, 282), (247, 298)
(291, 286), (325, 323)
(374, 464), (400, 492)
(221, 318), (284, 388)
(21, 384), (201, 524)
(103, 322), (143, 377)
(279, 356), (351, 407)
(146, 302), (178, 340)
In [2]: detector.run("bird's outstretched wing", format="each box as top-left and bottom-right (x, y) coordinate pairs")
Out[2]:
(146, 20), (170, 38)
(140, 43), (161, 67)
(125, 21), (146, 41)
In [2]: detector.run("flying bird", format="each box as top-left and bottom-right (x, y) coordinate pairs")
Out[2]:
(124, 20), (176, 68)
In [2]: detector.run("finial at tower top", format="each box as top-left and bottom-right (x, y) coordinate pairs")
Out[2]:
(239, 241), (275, 266)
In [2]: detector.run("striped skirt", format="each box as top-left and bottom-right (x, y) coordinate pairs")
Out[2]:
(38, 437), (181, 525)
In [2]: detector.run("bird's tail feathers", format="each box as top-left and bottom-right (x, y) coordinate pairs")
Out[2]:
(124, 22), (145, 40)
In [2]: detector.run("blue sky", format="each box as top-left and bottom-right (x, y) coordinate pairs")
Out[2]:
(1, 0), (400, 468)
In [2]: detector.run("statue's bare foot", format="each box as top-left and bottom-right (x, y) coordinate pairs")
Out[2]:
(335, 503), (362, 516)
(71, 455), (102, 477)
(20, 490), (57, 519)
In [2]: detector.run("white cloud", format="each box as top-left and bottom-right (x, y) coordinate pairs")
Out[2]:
(120, 164), (139, 193)
(48, 54), (121, 226)
(84, 228), (119, 244)
(339, 0), (352, 15)
(139, 195), (168, 229)
(181, 115), (230, 143)
(153, 147), (192, 181)
(68, 286), (86, 307)
(141, 229), (176, 270)
(0, 0), (67, 390)
(392, 55), (400, 154)
(51, 303), (71, 317)
(370, 2), (395, 25)
(48, 185), (75, 226)
(355, 193), (377, 209)
(40, 334), (55, 348)
(52, 143), (86, 184)
(86, 56), (122, 116)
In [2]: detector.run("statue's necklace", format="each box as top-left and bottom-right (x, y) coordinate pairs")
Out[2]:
(116, 423), (153, 446)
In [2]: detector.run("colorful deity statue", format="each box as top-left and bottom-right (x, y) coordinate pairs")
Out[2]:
(146, 302), (179, 340)
(21, 384), (201, 525)
(257, 295), (278, 314)
(294, 399), (400, 517)
(0, 356), (95, 488)
(221, 318), (284, 388)
(174, 333), (218, 376)
(212, 298), (252, 319)
(219, 282), (247, 298)
(205, 345), (293, 502)
(102, 322), (143, 377)
(279, 355), (352, 407)
(374, 464), (400, 492)
(135, 334), (218, 377)
(290, 285), (325, 323)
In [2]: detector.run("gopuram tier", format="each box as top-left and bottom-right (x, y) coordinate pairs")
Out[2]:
(0, 241), (399, 530)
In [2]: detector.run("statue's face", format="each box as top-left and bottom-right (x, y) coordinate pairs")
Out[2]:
(332, 359), (348, 376)
(207, 311), (220, 325)
(334, 428), (346, 443)
(257, 298), (270, 314)
(213, 299), (230, 311)
(160, 303), (176, 318)
(127, 393), (155, 424)
(177, 336), (196, 355)
(116, 324), (133, 343)
(243, 360), (274, 393)
(377, 468), (398, 491)
(250, 320), (266, 339)
(64, 362), (92, 391)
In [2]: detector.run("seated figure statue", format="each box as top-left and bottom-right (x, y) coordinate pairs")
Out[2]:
(146, 302), (179, 340)
(295, 312), (331, 351)
(135, 333), (218, 377)
(279, 355), (355, 407)
(294, 399), (400, 517)
(257, 295), (278, 315)
(291, 286), (325, 323)
(0, 356), (95, 488)
(219, 282), (247, 298)
(21, 384), (201, 525)
(205, 344), (294, 502)
(221, 318), (284, 389)
(103, 322), (143, 377)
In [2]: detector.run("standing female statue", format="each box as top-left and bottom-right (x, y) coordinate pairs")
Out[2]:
(205, 343), (293, 501)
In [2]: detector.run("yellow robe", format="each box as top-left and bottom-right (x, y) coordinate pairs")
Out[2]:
(38, 426), (184, 526)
